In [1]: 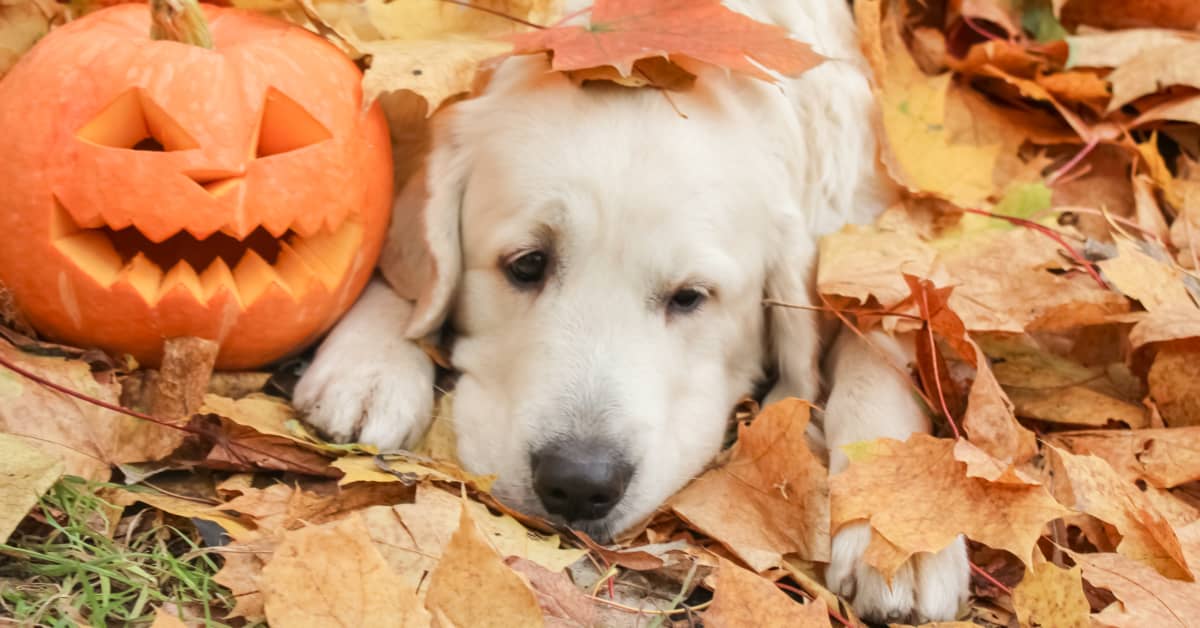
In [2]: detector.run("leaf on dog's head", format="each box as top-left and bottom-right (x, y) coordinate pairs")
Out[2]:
(424, 501), (544, 627)
(510, 0), (823, 83)
(260, 513), (431, 627)
(705, 557), (832, 628)
(1011, 562), (1090, 628)
(831, 434), (1070, 578)
(670, 398), (830, 571)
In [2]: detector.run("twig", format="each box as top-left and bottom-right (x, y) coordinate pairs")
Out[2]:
(1047, 137), (1099, 185)
(647, 560), (698, 628)
(961, 208), (1107, 288)
(437, 0), (545, 29)
(970, 561), (1013, 595)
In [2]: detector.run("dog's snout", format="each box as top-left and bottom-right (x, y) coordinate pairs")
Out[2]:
(532, 440), (633, 521)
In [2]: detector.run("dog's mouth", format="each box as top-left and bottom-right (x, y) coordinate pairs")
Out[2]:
(51, 199), (361, 306)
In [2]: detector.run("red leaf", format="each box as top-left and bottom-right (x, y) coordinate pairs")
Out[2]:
(510, 0), (824, 82)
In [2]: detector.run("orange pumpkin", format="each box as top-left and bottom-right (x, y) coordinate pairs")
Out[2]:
(0, 2), (392, 369)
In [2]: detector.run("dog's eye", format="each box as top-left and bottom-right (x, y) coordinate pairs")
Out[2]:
(668, 287), (707, 314)
(506, 250), (548, 286)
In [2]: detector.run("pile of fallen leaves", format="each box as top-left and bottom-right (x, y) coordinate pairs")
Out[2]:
(3, 0), (1200, 626)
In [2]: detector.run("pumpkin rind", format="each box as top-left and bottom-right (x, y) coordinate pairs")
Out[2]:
(0, 4), (393, 369)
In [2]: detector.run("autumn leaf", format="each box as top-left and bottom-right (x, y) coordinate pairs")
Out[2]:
(0, 433), (62, 542)
(1148, 343), (1200, 428)
(260, 512), (431, 627)
(1011, 562), (1090, 628)
(705, 557), (831, 628)
(1098, 238), (1198, 312)
(0, 340), (177, 480)
(509, 0), (823, 82)
(424, 501), (544, 627)
(1075, 551), (1200, 627)
(1049, 426), (1200, 489)
(670, 398), (830, 571)
(1047, 446), (1190, 579)
(504, 557), (597, 627)
(831, 434), (1070, 578)
(0, 0), (59, 78)
(856, 0), (1001, 207)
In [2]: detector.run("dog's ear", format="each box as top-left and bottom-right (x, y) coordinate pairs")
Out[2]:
(763, 215), (824, 403)
(378, 123), (470, 339)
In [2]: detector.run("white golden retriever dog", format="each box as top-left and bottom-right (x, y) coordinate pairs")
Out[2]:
(296, 0), (970, 621)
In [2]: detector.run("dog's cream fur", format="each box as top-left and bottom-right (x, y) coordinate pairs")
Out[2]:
(295, 0), (970, 621)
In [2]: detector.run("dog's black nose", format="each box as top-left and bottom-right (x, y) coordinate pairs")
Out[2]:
(532, 440), (633, 521)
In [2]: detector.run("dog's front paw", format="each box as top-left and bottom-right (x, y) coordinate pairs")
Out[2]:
(293, 333), (435, 451)
(826, 522), (970, 624)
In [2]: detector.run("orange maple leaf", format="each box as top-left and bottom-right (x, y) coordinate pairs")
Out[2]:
(509, 0), (824, 82)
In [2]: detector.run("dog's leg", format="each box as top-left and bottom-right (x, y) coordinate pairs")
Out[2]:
(822, 328), (970, 623)
(293, 279), (436, 450)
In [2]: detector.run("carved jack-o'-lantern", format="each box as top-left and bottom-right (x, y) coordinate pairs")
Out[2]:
(0, 2), (392, 368)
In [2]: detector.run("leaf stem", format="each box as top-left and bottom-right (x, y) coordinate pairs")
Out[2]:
(150, 0), (213, 48)
(437, 0), (546, 29)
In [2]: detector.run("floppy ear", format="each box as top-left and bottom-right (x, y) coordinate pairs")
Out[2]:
(763, 212), (824, 404)
(378, 121), (471, 339)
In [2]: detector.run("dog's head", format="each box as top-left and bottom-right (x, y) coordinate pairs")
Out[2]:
(383, 56), (832, 539)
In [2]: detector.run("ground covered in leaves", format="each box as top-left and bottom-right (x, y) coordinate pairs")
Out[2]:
(3, 0), (1200, 626)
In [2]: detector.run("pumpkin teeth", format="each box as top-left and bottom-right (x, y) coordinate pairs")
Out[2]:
(159, 261), (204, 302)
(52, 196), (361, 307)
(120, 253), (164, 303)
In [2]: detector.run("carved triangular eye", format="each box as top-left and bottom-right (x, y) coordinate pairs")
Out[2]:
(256, 88), (332, 158)
(77, 88), (199, 152)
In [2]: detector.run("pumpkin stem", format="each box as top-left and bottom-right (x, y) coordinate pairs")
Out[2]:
(150, 0), (213, 49)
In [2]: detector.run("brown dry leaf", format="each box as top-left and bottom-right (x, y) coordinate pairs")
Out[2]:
(201, 393), (372, 455)
(0, 0), (59, 77)
(856, 0), (1001, 208)
(705, 557), (831, 628)
(1099, 238), (1197, 312)
(980, 335), (1147, 428)
(1011, 562), (1089, 628)
(1065, 29), (1199, 70)
(188, 413), (338, 477)
(260, 512), (430, 628)
(1148, 343), (1200, 428)
(505, 557), (597, 627)
(1058, 0), (1200, 31)
(1048, 427), (1200, 489)
(1047, 446), (1190, 579)
(331, 451), (494, 490)
(424, 502), (543, 627)
(817, 224), (937, 307)
(961, 342), (1038, 474)
(1129, 307), (1200, 349)
(1075, 551), (1200, 627)
(1106, 42), (1200, 113)
(305, 0), (561, 112)
(670, 398), (830, 571)
(0, 433), (62, 542)
(831, 434), (1070, 577)
(149, 607), (188, 628)
(0, 340), (178, 480)
(117, 337), (218, 460)
(108, 488), (255, 541)
(213, 541), (271, 621)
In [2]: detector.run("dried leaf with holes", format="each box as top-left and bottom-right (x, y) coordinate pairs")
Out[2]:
(670, 398), (830, 571)
(1047, 446), (1190, 579)
(1048, 426), (1200, 489)
(510, 0), (823, 82)
(831, 434), (1070, 579)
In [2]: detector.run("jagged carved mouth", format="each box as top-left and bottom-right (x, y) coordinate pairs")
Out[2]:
(52, 200), (361, 306)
